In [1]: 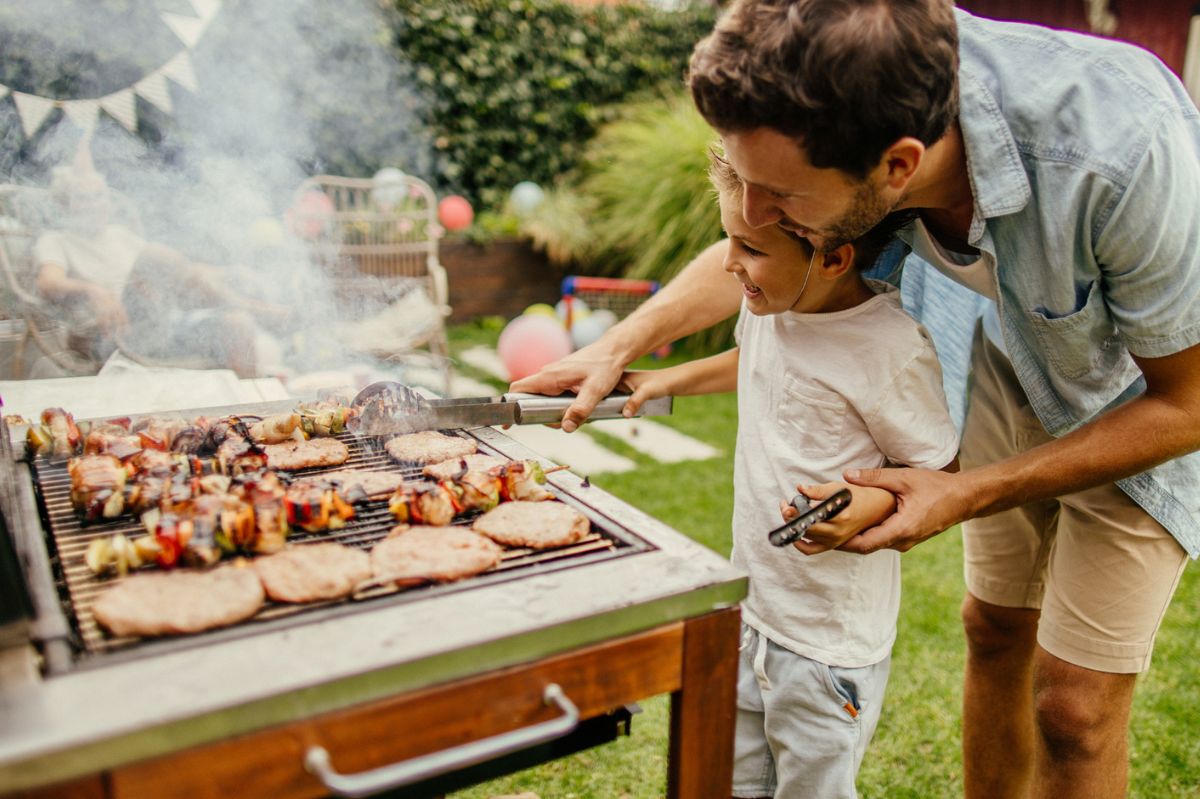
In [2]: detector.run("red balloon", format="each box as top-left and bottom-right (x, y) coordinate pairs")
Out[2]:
(497, 315), (572, 381)
(437, 195), (474, 231)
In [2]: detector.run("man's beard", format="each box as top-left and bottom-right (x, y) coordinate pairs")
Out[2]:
(817, 178), (897, 253)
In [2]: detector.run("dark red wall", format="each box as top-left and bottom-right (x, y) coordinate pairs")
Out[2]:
(959, 0), (1194, 75)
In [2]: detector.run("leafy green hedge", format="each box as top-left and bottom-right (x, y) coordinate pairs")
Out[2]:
(385, 0), (717, 209)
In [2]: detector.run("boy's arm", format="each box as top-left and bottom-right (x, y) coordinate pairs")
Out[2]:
(619, 347), (739, 416)
(783, 457), (958, 555)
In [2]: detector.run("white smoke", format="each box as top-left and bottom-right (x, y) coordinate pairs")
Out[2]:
(0, 0), (435, 382)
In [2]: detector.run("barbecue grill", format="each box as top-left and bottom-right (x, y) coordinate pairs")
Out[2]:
(0, 398), (747, 798)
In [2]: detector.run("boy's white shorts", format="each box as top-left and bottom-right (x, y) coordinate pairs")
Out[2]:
(732, 624), (891, 799)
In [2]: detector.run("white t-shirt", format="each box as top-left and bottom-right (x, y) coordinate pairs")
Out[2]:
(733, 281), (959, 667)
(33, 224), (145, 298)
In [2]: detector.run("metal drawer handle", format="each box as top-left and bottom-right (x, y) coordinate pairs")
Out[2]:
(304, 683), (580, 798)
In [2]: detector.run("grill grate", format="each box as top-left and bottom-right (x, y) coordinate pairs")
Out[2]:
(30, 430), (647, 665)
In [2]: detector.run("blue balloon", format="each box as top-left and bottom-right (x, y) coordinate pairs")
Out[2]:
(510, 181), (545, 216)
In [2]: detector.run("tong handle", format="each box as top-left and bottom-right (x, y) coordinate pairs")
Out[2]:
(767, 488), (853, 547)
(503, 393), (672, 426)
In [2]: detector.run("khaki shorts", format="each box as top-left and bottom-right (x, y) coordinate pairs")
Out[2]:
(960, 327), (1187, 674)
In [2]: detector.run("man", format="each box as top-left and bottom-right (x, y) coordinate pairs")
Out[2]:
(512, 2), (1200, 797)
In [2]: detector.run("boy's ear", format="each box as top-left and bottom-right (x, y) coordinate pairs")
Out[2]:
(816, 243), (856, 280)
(878, 136), (924, 189)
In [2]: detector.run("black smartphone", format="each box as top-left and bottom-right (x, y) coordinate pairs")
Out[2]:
(767, 488), (853, 547)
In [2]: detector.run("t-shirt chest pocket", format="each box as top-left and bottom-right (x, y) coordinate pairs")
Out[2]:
(779, 374), (847, 459)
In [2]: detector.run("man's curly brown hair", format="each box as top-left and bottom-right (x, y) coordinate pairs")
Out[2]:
(689, 0), (958, 180)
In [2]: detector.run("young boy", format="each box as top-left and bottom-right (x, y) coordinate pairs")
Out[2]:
(619, 153), (959, 798)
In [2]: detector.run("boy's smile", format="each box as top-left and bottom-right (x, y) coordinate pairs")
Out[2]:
(719, 194), (817, 315)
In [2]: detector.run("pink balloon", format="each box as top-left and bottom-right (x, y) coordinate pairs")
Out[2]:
(437, 195), (474, 231)
(497, 315), (572, 381)
(286, 190), (336, 239)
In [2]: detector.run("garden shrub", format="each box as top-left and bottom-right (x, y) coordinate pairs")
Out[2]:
(525, 94), (734, 353)
(385, 0), (717, 209)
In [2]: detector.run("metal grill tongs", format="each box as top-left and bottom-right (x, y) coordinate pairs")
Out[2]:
(349, 381), (673, 437)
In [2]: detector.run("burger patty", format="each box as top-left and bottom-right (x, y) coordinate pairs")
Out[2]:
(472, 500), (590, 549)
(384, 431), (476, 465)
(93, 565), (264, 637)
(253, 543), (372, 603)
(423, 453), (507, 481)
(371, 525), (501, 582)
(262, 437), (350, 470)
(297, 469), (405, 498)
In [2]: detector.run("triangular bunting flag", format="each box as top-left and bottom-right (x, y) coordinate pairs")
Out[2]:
(135, 71), (173, 115)
(188, 0), (222, 24)
(161, 11), (205, 47)
(99, 89), (137, 133)
(62, 99), (101, 135)
(12, 92), (57, 139)
(161, 51), (198, 92)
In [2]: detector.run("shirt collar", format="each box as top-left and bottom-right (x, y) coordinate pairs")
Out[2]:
(957, 64), (1032, 241)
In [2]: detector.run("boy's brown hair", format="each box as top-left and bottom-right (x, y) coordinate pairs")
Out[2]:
(690, 0), (958, 179)
(708, 148), (908, 271)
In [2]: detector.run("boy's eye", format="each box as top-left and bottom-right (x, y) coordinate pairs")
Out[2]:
(742, 244), (765, 257)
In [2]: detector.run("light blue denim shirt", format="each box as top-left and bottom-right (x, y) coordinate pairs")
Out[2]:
(868, 9), (1200, 556)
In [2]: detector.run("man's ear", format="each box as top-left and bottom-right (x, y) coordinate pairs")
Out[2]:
(816, 243), (856, 280)
(879, 137), (925, 189)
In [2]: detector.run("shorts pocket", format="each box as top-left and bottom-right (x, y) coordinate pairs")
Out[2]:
(780, 375), (846, 458)
(821, 664), (862, 722)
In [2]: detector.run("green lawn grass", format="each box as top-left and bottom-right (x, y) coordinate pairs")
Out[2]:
(445, 324), (1200, 799)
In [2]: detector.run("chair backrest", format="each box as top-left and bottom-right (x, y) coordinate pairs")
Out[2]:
(294, 174), (449, 310)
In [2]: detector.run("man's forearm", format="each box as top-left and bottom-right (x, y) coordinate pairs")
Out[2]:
(960, 349), (1200, 519)
(605, 239), (740, 362)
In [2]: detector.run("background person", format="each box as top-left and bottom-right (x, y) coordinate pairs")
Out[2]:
(620, 152), (958, 798)
(512, 2), (1200, 797)
(34, 161), (285, 377)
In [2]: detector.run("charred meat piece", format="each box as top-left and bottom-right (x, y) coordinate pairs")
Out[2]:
(217, 437), (269, 475)
(131, 416), (191, 452)
(231, 471), (290, 554)
(296, 469), (405, 502)
(384, 431), (476, 465)
(261, 437), (349, 471)
(253, 543), (371, 603)
(388, 482), (462, 527)
(93, 564), (265, 638)
(472, 500), (589, 549)
(370, 525), (501, 583)
(422, 453), (507, 481)
(284, 481), (356, 533)
(27, 407), (82, 459)
(68, 455), (127, 521)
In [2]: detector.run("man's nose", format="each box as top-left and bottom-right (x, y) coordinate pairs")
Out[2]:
(741, 185), (782, 228)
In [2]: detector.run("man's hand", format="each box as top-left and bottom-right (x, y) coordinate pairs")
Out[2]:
(840, 466), (974, 553)
(509, 339), (628, 432)
(778, 482), (897, 555)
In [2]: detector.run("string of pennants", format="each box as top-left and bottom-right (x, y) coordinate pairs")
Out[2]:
(0, 0), (222, 140)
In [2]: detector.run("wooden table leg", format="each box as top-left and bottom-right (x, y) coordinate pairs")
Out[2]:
(667, 606), (741, 798)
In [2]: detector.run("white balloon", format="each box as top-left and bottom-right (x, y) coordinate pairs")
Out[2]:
(372, 167), (408, 212)
(510, 181), (545, 217)
(555, 297), (589, 322)
(589, 308), (618, 332)
(570, 314), (609, 350)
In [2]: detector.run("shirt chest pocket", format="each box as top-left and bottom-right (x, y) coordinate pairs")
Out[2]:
(779, 374), (847, 459)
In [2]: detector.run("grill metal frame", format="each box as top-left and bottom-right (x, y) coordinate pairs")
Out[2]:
(0, 400), (747, 795)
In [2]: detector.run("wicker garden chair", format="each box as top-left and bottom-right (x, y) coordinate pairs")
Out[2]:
(294, 173), (453, 393)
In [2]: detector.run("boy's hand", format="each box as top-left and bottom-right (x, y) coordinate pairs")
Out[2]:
(777, 482), (897, 555)
(617, 369), (672, 417)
